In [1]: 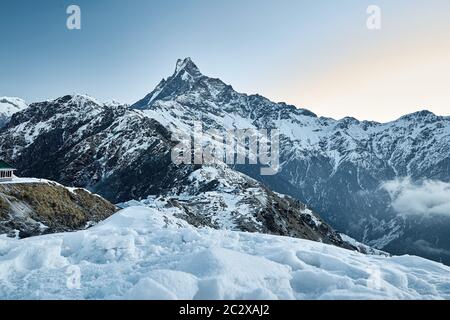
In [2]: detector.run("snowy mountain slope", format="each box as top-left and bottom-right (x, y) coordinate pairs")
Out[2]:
(131, 58), (450, 264)
(0, 206), (449, 300)
(0, 95), (355, 250)
(0, 178), (117, 238)
(0, 97), (27, 128)
(119, 164), (355, 251)
(0, 94), (189, 202)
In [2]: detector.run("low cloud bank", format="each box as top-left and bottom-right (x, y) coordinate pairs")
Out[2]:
(382, 178), (450, 217)
(413, 240), (450, 257)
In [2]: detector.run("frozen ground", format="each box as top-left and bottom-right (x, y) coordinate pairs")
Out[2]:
(0, 206), (449, 300)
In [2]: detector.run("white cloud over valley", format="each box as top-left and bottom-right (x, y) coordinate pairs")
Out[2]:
(382, 178), (450, 217)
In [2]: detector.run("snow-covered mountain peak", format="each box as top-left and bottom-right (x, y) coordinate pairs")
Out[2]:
(398, 109), (440, 122)
(132, 58), (319, 122)
(52, 94), (127, 110)
(132, 58), (209, 109)
(0, 97), (28, 128)
(174, 57), (202, 78)
(101, 98), (123, 107)
(54, 94), (103, 107)
(0, 97), (27, 114)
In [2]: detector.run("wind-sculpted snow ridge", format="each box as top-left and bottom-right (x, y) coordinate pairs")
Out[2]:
(0, 206), (449, 300)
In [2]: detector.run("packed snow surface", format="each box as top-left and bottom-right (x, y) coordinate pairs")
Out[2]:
(0, 207), (449, 300)
(0, 177), (53, 185)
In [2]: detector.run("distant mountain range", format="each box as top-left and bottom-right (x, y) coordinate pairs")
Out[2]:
(1, 58), (449, 264)
(0, 97), (27, 128)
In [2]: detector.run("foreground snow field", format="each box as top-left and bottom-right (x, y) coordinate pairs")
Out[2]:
(0, 207), (449, 300)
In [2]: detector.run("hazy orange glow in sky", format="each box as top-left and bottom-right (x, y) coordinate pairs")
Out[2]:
(273, 29), (450, 122)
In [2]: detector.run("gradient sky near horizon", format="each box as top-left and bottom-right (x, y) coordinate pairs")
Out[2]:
(1, 0), (449, 122)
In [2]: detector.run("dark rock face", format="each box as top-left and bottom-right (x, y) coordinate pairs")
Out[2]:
(0, 182), (117, 238)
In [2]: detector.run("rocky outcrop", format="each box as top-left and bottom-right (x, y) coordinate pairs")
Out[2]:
(0, 180), (117, 238)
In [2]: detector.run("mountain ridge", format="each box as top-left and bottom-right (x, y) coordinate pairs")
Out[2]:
(0, 93), (358, 251)
(133, 58), (447, 123)
(128, 58), (450, 264)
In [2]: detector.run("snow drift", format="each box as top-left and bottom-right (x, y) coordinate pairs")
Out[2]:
(0, 206), (449, 300)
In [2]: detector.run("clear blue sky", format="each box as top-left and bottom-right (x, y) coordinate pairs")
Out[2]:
(1, 0), (449, 121)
